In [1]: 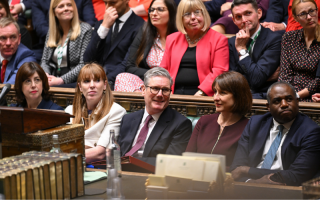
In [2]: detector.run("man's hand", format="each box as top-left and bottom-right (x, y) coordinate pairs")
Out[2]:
(10, 4), (23, 21)
(101, 7), (118, 29)
(247, 174), (285, 185)
(267, 67), (280, 82)
(220, 2), (232, 15)
(48, 77), (64, 86)
(231, 166), (250, 180)
(312, 93), (320, 102)
(235, 23), (251, 53)
(260, 22), (285, 32)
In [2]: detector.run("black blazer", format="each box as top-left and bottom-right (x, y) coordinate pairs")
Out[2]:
(125, 25), (153, 80)
(229, 26), (282, 94)
(84, 12), (144, 83)
(230, 113), (320, 186)
(264, 0), (290, 24)
(118, 107), (192, 157)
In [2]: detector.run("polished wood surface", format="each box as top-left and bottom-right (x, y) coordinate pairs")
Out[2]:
(0, 106), (72, 134)
(80, 169), (302, 199)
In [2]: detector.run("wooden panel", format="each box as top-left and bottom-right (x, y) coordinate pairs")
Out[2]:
(2, 84), (320, 124)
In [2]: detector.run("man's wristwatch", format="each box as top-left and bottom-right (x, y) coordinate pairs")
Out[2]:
(238, 49), (248, 56)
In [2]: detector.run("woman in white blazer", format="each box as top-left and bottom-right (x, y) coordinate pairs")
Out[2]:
(65, 63), (126, 163)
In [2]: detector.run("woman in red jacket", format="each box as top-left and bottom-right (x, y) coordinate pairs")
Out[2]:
(160, 0), (229, 96)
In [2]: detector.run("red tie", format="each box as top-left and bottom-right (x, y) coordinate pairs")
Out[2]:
(1, 60), (8, 83)
(125, 115), (153, 156)
(10, 0), (20, 5)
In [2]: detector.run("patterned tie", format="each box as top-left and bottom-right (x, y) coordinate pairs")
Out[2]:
(111, 19), (121, 45)
(1, 60), (8, 83)
(125, 115), (153, 156)
(261, 125), (284, 169)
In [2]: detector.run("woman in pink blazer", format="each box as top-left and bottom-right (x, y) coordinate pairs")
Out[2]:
(160, 0), (229, 96)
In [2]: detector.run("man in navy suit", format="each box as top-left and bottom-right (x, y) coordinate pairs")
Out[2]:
(230, 82), (320, 186)
(83, 0), (144, 90)
(118, 67), (192, 160)
(229, 0), (282, 99)
(0, 18), (36, 84)
(31, 0), (96, 61)
(260, 0), (290, 32)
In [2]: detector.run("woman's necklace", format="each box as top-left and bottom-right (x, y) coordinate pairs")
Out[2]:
(210, 116), (241, 154)
(185, 32), (204, 44)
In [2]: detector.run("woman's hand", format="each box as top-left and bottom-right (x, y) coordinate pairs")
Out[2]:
(312, 93), (320, 102)
(48, 77), (64, 86)
(220, 2), (232, 15)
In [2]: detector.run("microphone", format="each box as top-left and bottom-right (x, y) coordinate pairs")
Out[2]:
(0, 83), (11, 102)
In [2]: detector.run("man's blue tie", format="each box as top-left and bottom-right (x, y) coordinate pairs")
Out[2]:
(261, 125), (284, 169)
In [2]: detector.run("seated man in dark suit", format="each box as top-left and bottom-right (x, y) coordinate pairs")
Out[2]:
(83, 0), (144, 90)
(230, 82), (320, 186)
(32, 0), (96, 61)
(118, 67), (192, 161)
(229, 0), (282, 99)
(0, 18), (36, 84)
(260, 0), (289, 32)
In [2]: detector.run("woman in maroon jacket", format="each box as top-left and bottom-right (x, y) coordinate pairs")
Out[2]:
(186, 71), (252, 169)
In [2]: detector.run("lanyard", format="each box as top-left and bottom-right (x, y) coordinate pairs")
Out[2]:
(56, 30), (71, 76)
(247, 30), (261, 53)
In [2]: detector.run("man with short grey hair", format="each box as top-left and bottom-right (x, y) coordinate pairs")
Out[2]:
(0, 17), (36, 84)
(118, 67), (192, 160)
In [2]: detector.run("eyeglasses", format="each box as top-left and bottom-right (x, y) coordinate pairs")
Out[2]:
(296, 8), (318, 19)
(148, 7), (167, 14)
(146, 86), (171, 96)
(183, 9), (202, 19)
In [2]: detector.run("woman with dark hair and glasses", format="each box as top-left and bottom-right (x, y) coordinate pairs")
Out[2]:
(12, 62), (63, 110)
(114, 0), (177, 92)
(160, 0), (229, 96)
(186, 71), (252, 168)
(278, 0), (320, 101)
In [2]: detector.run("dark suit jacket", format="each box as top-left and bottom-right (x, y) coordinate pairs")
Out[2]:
(230, 113), (320, 186)
(118, 107), (192, 157)
(264, 0), (290, 24)
(32, 0), (96, 44)
(204, 0), (225, 23)
(125, 25), (153, 80)
(84, 12), (144, 83)
(2, 44), (36, 84)
(229, 26), (282, 95)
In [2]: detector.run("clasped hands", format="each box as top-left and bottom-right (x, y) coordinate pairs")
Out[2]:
(231, 166), (284, 185)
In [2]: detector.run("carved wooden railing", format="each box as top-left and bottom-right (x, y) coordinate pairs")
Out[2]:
(2, 84), (320, 124)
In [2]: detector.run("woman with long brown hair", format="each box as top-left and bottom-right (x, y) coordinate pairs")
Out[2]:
(65, 63), (126, 163)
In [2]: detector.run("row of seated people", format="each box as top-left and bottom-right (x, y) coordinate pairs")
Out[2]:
(1, 0), (320, 102)
(10, 61), (320, 187)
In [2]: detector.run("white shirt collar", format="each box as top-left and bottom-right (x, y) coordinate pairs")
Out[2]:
(119, 9), (133, 24)
(272, 117), (295, 132)
(251, 25), (261, 39)
(0, 54), (11, 63)
(143, 108), (163, 123)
